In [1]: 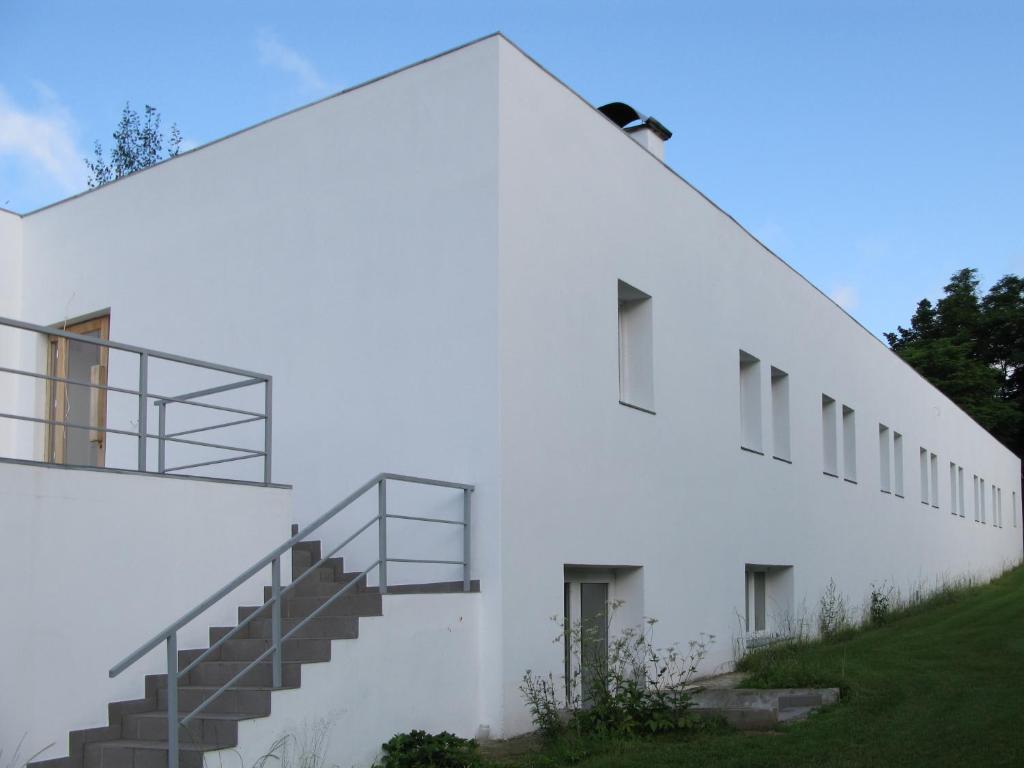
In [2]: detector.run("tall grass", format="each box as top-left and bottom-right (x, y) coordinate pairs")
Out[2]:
(736, 569), (991, 692)
(0, 735), (54, 768)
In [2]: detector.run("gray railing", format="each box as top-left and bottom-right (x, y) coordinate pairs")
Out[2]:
(0, 316), (272, 483)
(109, 472), (473, 768)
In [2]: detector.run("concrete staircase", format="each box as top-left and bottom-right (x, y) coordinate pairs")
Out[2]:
(32, 538), (383, 768)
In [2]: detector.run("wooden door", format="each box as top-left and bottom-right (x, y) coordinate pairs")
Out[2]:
(46, 315), (110, 466)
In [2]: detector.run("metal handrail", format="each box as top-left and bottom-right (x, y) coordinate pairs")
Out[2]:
(109, 472), (474, 768)
(0, 315), (272, 483)
(0, 316), (267, 377)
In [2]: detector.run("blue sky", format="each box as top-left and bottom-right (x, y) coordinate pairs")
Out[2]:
(2, 0), (1021, 339)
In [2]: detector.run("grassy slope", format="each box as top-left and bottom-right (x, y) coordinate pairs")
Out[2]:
(489, 564), (1024, 768)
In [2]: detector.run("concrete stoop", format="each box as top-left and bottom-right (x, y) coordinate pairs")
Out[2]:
(690, 687), (840, 730)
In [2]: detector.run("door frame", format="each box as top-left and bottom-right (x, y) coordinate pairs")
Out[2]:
(564, 568), (616, 707)
(46, 313), (110, 466)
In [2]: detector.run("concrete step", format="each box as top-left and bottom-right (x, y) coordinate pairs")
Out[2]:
(209, 626), (240, 645)
(778, 692), (826, 709)
(247, 615), (360, 640)
(156, 685), (282, 715)
(778, 705), (817, 723)
(381, 580), (480, 594)
(292, 557), (344, 582)
(185, 660), (302, 688)
(292, 540), (322, 563)
(239, 591), (382, 621)
(84, 739), (214, 768)
(690, 687), (840, 730)
(215, 637), (332, 663)
(271, 573), (368, 599)
(120, 710), (250, 748)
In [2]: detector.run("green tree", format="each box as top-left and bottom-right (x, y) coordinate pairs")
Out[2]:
(885, 268), (1023, 459)
(85, 103), (182, 188)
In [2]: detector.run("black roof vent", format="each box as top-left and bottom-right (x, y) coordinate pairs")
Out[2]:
(598, 102), (672, 141)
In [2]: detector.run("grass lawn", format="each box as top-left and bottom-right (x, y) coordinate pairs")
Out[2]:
(484, 564), (1024, 767)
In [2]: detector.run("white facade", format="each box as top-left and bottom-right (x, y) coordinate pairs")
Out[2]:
(0, 462), (292, 759)
(210, 593), (481, 768)
(0, 34), (1020, 763)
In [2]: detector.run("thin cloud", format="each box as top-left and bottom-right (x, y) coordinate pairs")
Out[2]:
(256, 30), (328, 93)
(0, 83), (85, 192)
(830, 284), (860, 312)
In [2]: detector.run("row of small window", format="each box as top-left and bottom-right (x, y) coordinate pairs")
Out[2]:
(628, 310), (1019, 529)
(738, 351), (791, 461)
(919, 454), (1015, 528)
(821, 395), (857, 481)
(737, 350), (847, 473)
(880, 431), (1016, 528)
(735, 348), (1019, 529)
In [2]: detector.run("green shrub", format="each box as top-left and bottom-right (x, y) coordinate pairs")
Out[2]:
(376, 730), (482, 768)
(818, 578), (851, 639)
(869, 582), (895, 626)
(520, 608), (712, 741)
(520, 671), (565, 740)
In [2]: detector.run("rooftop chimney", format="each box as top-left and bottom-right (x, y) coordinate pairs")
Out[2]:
(598, 102), (672, 161)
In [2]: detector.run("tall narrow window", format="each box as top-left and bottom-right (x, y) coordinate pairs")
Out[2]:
(893, 432), (904, 497)
(617, 281), (654, 412)
(958, 466), (965, 517)
(930, 453), (939, 509)
(739, 351), (762, 453)
(745, 568), (769, 633)
(842, 406), (857, 482)
(993, 486), (999, 528)
(752, 571), (766, 632)
(949, 463), (957, 516)
(920, 449), (930, 505)
(980, 478), (986, 524)
(770, 367), (790, 462)
(973, 475), (980, 521)
(822, 395), (838, 477)
(879, 425), (891, 493)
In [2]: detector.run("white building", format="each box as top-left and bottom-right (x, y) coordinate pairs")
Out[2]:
(1, 34), (1020, 768)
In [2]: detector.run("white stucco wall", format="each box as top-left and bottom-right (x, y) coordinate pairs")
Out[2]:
(11, 36), (505, 737)
(0, 208), (28, 457)
(0, 461), (292, 761)
(209, 593), (480, 768)
(495, 37), (1022, 734)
